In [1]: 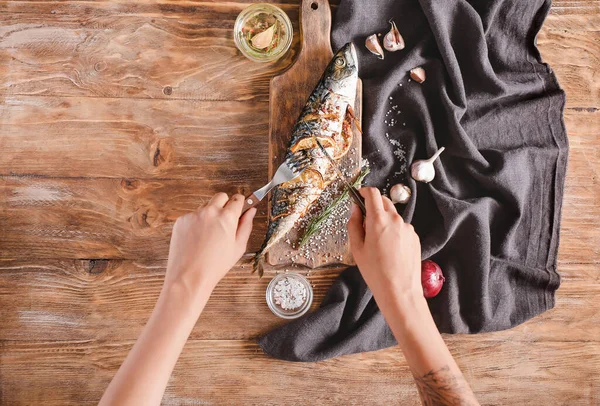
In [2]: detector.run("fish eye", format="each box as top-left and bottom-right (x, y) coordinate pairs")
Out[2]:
(334, 57), (346, 67)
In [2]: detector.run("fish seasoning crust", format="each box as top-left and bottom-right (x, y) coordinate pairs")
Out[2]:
(253, 42), (360, 274)
(273, 277), (307, 310)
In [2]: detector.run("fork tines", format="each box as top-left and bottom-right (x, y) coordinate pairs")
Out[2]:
(286, 150), (313, 174)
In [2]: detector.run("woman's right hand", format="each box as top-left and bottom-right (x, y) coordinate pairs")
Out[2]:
(348, 188), (480, 406)
(347, 187), (423, 305)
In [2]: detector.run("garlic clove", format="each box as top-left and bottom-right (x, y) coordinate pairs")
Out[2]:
(410, 67), (426, 83)
(365, 34), (385, 60)
(251, 24), (276, 49)
(383, 21), (405, 52)
(390, 183), (412, 204)
(411, 147), (445, 183)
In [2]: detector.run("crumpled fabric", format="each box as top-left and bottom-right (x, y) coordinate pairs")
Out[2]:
(259, 0), (567, 362)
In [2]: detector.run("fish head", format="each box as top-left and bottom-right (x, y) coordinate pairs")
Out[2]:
(322, 42), (358, 100)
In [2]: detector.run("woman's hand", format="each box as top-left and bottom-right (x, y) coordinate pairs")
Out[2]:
(347, 187), (422, 304)
(100, 193), (257, 406)
(164, 193), (256, 301)
(347, 188), (479, 406)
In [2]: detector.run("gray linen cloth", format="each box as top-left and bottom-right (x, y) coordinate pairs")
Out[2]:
(259, 0), (568, 362)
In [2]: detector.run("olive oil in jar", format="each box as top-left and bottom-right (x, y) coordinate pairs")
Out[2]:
(234, 4), (293, 63)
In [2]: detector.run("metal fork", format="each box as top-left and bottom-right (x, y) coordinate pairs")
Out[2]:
(242, 150), (313, 213)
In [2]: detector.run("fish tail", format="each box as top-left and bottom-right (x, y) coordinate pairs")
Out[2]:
(252, 210), (284, 277)
(252, 247), (265, 277)
(253, 233), (279, 278)
(252, 238), (270, 278)
(252, 253), (265, 278)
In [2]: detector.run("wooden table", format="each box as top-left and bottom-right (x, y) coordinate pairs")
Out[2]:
(0, 1), (598, 404)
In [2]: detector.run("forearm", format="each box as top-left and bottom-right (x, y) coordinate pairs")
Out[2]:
(99, 283), (210, 406)
(377, 292), (479, 406)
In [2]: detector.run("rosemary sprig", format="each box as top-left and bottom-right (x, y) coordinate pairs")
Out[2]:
(299, 167), (370, 247)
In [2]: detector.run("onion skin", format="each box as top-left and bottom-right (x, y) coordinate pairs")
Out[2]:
(421, 260), (445, 298)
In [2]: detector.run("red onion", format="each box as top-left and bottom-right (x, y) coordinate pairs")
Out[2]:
(421, 260), (445, 298)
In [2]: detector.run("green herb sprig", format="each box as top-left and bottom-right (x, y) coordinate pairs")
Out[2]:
(299, 167), (370, 247)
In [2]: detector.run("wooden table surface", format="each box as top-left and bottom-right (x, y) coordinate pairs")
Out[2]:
(0, 1), (598, 404)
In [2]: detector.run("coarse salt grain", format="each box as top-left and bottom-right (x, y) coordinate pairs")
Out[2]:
(273, 276), (307, 310)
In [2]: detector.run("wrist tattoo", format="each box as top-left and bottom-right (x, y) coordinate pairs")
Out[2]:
(414, 365), (479, 406)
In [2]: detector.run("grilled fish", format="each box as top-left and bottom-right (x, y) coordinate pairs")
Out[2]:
(254, 42), (359, 275)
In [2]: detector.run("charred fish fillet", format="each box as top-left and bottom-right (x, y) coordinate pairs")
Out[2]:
(254, 43), (359, 276)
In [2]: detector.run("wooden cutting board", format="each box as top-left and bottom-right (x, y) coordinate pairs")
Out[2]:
(266, 0), (362, 269)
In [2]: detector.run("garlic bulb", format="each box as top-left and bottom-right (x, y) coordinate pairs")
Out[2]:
(383, 21), (405, 52)
(390, 183), (412, 204)
(365, 34), (384, 60)
(411, 147), (445, 183)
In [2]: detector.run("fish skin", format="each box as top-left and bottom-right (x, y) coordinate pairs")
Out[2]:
(254, 43), (359, 274)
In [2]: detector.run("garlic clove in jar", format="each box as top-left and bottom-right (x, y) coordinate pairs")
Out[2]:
(390, 183), (412, 204)
(251, 24), (276, 49)
(383, 21), (405, 52)
(411, 147), (445, 183)
(365, 34), (385, 60)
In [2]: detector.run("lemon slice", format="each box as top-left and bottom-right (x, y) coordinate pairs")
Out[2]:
(283, 168), (324, 190)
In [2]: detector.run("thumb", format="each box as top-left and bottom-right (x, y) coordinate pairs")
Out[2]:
(236, 207), (256, 246)
(347, 204), (365, 252)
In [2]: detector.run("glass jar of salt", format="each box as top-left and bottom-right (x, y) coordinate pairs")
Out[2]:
(233, 4), (293, 63)
(266, 273), (313, 319)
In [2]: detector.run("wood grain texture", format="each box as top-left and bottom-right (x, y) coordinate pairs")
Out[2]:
(558, 109), (600, 262)
(549, 0), (600, 15)
(1, 109), (596, 262)
(538, 15), (600, 108)
(0, 260), (333, 341)
(0, 2), (596, 107)
(0, 260), (598, 342)
(0, 339), (598, 405)
(0, 0), (599, 405)
(0, 96), (270, 179)
(0, 2), (300, 102)
(0, 176), (269, 258)
(266, 0), (362, 268)
(0, 0), (595, 8)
